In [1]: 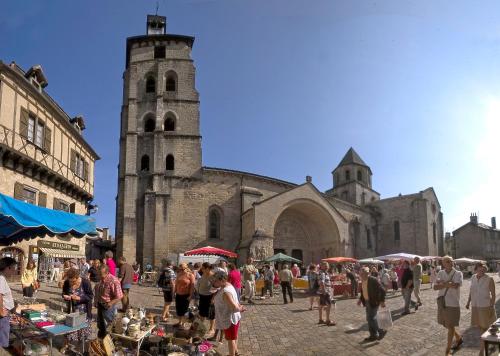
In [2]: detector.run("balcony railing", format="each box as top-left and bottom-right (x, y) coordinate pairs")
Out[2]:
(0, 123), (94, 197)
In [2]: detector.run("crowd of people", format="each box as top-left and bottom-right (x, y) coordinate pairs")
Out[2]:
(0, 253), (498, 355)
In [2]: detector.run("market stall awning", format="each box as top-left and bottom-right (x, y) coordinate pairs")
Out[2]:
(39, 247), (85, 259)
(0, 193), (97, 245)
(376, 252), (421, 261)
(265, 253), (301, 264)
(322, 257), (358, 264)
(454, 257), (485, 264)
(358, 258), (385, 265)
(184, 246), (238, 258)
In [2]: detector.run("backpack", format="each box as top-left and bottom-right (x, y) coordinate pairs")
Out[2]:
(158, 268), (173, 290)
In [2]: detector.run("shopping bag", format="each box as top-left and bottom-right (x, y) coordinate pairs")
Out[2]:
(377, 308), (393, 329)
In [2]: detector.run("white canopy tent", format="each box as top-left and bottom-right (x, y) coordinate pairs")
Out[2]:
(376, 252), (421, 261)
(358, 258), (385, 265)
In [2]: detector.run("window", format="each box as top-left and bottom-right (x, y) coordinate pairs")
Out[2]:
(209, 208), (221, 239)
(394, 221), (400, 241)
(366, 228), (372, 249)
(357, 170), (362, 181)
(140, 155), (150, 172)
(27, 116), (35, 142)
(165, 76), (176, 92)
(20, 110), (51, 152)
(35, 120), (44, 147)
(144, 118), (156, 132)
(166, 154), (174, 171)
(70, 149), (89, 180)
(154, 45), (166, 59)
(361, 192), (366, 205)
(345, 170), (350, 181)
(54, 198), (70, 212)
(432, 222), (437, 243)
(292, 249), (303, 262)
(23, 187), (36, 205)
(146, 77), (156, 93)
(164, 117), (175, 131)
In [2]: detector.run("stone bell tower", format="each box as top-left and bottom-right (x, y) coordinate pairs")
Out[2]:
(115, 15), (201, 265)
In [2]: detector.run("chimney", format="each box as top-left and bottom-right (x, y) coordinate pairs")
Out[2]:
(492, 217), (497, 229)
(306, 176), (312, 183)
(470, 213), (478, 224)
(445, 232), (451, 239)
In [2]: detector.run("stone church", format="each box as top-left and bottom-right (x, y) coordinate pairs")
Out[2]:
(115, 16), (444, 266)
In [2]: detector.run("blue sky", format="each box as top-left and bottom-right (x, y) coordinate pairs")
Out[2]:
(1, 0), (499, 234)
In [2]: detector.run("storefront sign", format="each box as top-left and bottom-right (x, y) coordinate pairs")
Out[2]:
(37, 240), (79, 251)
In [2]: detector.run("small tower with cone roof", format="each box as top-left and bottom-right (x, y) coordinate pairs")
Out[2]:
(328, 148), (380, 206)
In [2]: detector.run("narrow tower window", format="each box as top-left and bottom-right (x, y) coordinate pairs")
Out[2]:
(166, 154), (174, 171)
(164, 117), (175, 131)
(140, 155), (150, 172)
(394, 221), (400, 241)
(144, 117), (155, 132)
(345, 170), (350, 181)
(209, 208), (221, 239)
(146, 77), (156, 93)
(357, 170), (363, 181)
(166, 76), (176, 92)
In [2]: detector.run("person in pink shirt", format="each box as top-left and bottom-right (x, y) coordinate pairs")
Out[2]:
(227, 263), (242, 301)
(291, 264), (301, 278)
(105, 251), (116, 277)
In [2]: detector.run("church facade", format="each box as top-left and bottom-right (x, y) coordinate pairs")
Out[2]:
(115, 16), (444, 266)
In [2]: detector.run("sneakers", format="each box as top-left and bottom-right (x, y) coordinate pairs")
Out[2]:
(364, 336), (378, 342)
(378, 330), (387, 340)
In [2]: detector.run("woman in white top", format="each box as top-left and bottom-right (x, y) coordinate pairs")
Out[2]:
(0, 257), (18, 347)
(212, 270), (244, 356)
(434, 255), (463, 356)
(466, 262), (496, 355)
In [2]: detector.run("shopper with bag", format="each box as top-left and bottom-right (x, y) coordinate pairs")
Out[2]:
(466, 261), (496, 356)
(357, 266), (387, 342)
(434, 255), (463, 356)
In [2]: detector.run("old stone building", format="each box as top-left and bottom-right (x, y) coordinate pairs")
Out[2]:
(445, 215), (499, 261)
(116, 16), (444, 266)
(0, 60), (99, 270)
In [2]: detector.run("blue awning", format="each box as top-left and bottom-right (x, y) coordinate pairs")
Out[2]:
(0, 193), (97, 245)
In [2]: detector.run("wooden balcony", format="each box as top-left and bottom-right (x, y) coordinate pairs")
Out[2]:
(0, 124), (94, 201)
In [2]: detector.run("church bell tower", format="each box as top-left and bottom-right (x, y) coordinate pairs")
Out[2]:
(115, 15), (201, 265)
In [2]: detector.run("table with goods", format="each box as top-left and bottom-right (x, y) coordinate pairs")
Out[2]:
(9, 298), (89, 356)
(100, 305), (224, 356)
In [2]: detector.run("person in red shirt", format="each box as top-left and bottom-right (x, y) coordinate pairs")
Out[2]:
(94, 265), (123, 338)
(105, 251), (116, 277)
(227, 263), (242, 301)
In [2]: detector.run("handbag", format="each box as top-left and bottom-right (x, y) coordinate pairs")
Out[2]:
(376, 308), (393, 329)
(436, 271), (455, 309)
(33, 280), (40, 290)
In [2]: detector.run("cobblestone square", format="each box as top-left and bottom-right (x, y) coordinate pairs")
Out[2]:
(8, 276), (500, 355)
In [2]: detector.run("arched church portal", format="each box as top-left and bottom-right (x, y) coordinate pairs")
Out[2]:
(273, 200), (340, 265)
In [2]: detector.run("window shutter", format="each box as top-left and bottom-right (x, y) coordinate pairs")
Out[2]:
(69, 203), (76, 213)
(43, 126), (52, 153)
(70, 150), (76, 173)
(14, 182), (24, 200)
(83, 161), (89, 181)
(19, 109), (29, 138)
(38, 192), (47, 207)
(53, 197), (59, 210)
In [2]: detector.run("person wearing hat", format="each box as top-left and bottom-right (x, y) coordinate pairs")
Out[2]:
(466, 262), (496, 355)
